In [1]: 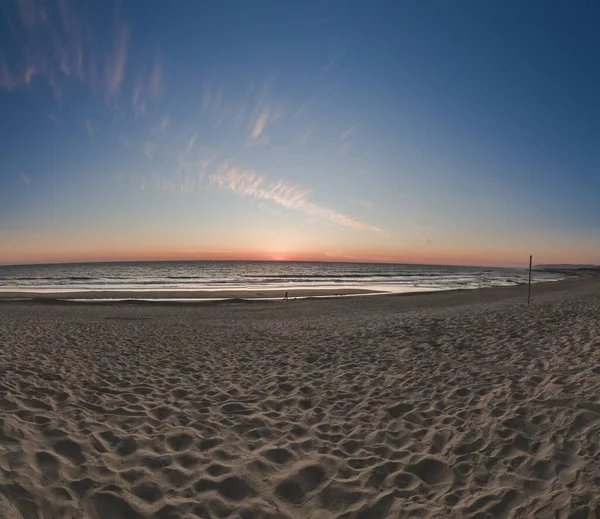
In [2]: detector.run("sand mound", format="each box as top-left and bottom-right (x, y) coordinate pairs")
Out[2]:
(1, 280), (600, 517)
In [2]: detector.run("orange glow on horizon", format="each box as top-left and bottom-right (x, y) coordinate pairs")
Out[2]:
(0, 244), (581, 268)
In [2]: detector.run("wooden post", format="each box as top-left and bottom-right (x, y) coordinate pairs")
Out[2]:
(528, 255), (532, 305)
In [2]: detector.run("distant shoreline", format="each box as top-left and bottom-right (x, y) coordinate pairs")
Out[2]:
(534, 267), (600, 276)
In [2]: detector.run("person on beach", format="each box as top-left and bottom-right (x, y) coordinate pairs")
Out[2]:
(283, 291), (289, 301)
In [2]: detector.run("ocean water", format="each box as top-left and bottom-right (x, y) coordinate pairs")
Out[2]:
(0, 261), (564, 294)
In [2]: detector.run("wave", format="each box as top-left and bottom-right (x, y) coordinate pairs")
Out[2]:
(225, 273), (450, 279)
(0, 262), (563, 293)
(3, 273), (479, 283)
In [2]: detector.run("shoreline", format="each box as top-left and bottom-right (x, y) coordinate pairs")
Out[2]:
(0, 264), (575, 304)
(0, 287), (383, 302)
(0, 273), (590, 306)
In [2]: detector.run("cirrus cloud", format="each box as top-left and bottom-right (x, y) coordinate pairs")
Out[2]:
(209, 165), (382, 233)
(128, 160), (382, 233)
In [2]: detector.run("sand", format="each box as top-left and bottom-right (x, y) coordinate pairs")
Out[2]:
(1, 276), (600, 518)
(0, 288), (382, 301)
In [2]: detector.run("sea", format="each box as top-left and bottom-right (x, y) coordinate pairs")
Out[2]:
(0, 261), (565, 297)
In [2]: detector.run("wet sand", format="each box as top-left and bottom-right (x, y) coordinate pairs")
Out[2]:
(0, 287), (381, 301)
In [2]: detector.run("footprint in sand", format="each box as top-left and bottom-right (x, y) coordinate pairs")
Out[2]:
(260, 447), (295, 464)
(275, 464), (328, 505)
(54, 438), (86, 465)
(86, 491), (143, 519)
(405, 457), (453, 486)
(34, 451), (61, 486)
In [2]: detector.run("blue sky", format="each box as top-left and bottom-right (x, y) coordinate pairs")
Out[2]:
(1, 0), (599, 265)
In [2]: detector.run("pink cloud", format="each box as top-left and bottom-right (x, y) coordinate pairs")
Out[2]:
(211, 167), (309, 208)
(148, 57), (162, 98)
(250, 107), (270, 140)
(24, 66), (37, 85)
(1, 0), (166, 115)
(129, 150), (380, 232)
(0, 0), (98, 99)
(105, 21), (129, 105)
(0, 0), (92, 97)
(210, 165), (381, 232)
(248, 99), (283, 141)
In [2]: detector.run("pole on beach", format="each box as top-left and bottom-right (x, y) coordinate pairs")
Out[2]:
(528, 255), (532, 305)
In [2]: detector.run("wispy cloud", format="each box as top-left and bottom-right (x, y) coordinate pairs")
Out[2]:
(129, 157), (380, 232)
(187, 133), (197, 151)
(168, 138), (224, 190)
(210, 165), (381, 232)
(105, 20), (129, 105)
(148, 57), (162, 98)
(211, 167), (308, 207)
(250, 107), (270, 140)
(44, 111), (59, 122)
(1, 0), (98, 98)
(0, 0), (162, 112)
(202, 83), (223, 114)
(141, 141), (156, 160)
(340, 124), (358, 142)
(298, 124), (317, 145)
(244, 74), (283, 142)
(152, 116), (169, 133)
(355, 198), (372, 209)
(84, 119), (94, 137)
(132, 84), (144, 115)
(24, 66), (36, 85)
(249, 104), (283, 141)
(132, 56), (164, 116)
(320, 47), (345, 74)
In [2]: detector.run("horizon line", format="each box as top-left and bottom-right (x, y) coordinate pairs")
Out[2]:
(0, 257), (558, 270)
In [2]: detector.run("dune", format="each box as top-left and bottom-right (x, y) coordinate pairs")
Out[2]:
(1, 277), (600, 518)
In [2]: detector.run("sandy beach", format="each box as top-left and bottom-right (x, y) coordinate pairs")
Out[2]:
(1, 276), (600, 518)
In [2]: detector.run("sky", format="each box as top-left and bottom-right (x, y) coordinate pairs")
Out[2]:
(1, 0), (599, 267)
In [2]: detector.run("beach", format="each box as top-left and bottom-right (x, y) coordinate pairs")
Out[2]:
(1, 275), (600, 518)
